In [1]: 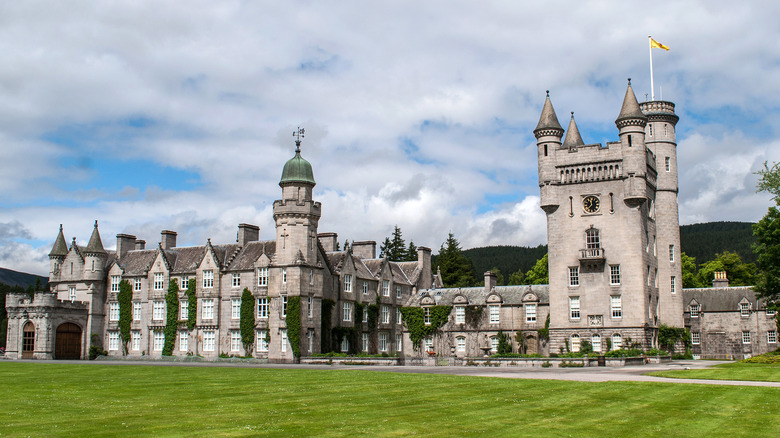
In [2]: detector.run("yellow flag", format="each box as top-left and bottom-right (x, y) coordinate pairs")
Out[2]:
(650, 38), (670, 51)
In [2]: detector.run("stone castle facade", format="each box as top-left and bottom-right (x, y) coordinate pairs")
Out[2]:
(4, 83), (777, 361)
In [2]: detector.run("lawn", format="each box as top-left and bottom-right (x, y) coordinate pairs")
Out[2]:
(1, 362), (779, 437)
(649, 362), (780, 382)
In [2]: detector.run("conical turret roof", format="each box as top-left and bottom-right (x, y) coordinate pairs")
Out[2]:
(49, 224), (69, 257)
(534, 91), (564, 136)
(615, 79), (647, 125)
(562, 112), (585, 149)
(280, 147), (315, 186)
(85, 220), (106, 254)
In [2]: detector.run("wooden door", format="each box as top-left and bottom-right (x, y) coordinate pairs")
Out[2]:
(55, 323), (82, 360)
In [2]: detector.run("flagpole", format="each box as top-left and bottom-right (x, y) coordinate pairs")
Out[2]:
(649, 35), (655, 101)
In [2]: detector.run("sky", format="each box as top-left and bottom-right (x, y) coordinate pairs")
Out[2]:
(1, 1), (779, 276)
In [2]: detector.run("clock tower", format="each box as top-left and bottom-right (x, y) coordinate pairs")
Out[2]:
(536, 80), (683, 353)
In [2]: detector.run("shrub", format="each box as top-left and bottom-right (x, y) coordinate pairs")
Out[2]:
(88, 346), (107, 360)
(646, 348), (665, 356)
(604, 348), (644, 358)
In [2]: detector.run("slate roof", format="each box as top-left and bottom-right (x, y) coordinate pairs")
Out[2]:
(411, 284), (550, 306)
(682, 286), (766, 311)
(534, 91), (564, 134)
(389, 263), (412, 285)
(396, 261), (421, 284)
(117, 249), (158, 276)
(361, 259), (383, 276)
(49, 225), (69, 257)
(225, 241), (276, 271)
(352, 256), (376, 280)
(615, 80), (647, 124)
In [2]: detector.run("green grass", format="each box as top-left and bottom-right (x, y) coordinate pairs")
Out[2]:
(1, 363), (779, 437)
(650, 362), (780, 382)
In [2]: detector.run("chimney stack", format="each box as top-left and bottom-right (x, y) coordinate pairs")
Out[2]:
(161, 230), (177, 249)
(135, 239), (146, 250)
(238, 223), (260, 246)
(712, 271), (729, 288)
(116, 234), (136, 260)
(318, 232), (338, 252)
(484, 271), (497, 292)
(351, 241), (376, 259)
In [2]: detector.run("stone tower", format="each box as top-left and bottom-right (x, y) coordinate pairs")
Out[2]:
(536, 80), (678, 353)
(271, 130), (324, 357)
(641, 99), (683, 327)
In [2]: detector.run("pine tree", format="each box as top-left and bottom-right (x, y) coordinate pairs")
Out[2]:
(379, 237), (392, 258)
(436, 232), (477, 287)
(389, 225), (406, 261)
(406, 241), (418, 262)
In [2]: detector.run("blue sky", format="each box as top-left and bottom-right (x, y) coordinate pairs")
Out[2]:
(1, 1), (779, 275)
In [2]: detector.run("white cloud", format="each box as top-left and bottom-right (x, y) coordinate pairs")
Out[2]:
(0, 0), (778, 274)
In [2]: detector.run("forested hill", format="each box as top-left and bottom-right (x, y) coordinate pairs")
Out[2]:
(0, 267), (48, 289)
(461, 221), (756, 284)
(463, 245), (548, 280)
(679, 221), (756, 265)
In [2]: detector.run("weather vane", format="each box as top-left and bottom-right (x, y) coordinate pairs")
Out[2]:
(293, 126), (305, 152)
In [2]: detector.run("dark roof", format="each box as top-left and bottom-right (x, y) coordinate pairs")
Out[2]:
(362, 259), (383, 276)
(615, 80), (647, 124)
(412, 285), (550, 306)
(226, 241), (276, 271)
(562, 113), (585, 148)
(534, 92), (564, 135)
(389, 263), (412, 285)
(396, 261), (421, 284)
(117, 249), (158, 276)
(352, 256), (376, 280)
(682, 286), (765, 311)
(49, 225), (69, 257)
(85, 221), (106, 254)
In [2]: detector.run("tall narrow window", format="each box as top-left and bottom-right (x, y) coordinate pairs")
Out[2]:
(109, 302), (120, 321)
(669, 244), (674, 262)
(111, 276), (120, 292)
(257, 330), (268, 352)
(307, 296), (313, 318)
(257, 297), (268, 318)
(592, 334), (601, 353)
(627, 134), (632, 147)
(281, 330), (288, 353)
(569, 297), (580, 319)
(691, 332), (700, 345)
(343, 302), (352, 322)
(203, 270), (214, 288)
(133, 302), (141, 321)
(665, 156), (671, 172)
(571, 334), (580, 352)
(612, 333), (622, 350)
(232, 273), (241, 288)
(231, 298), (241, 319)
(258, 267), (268, 286)
(740, 302), (750, 317)
(381, 305), (389, 324)
(455, 306), (465, 324)
(282, 268), (287, 284)
(344, 274), (352, 293)
(201, 299), (214, 320)
(154, 273), (164, 290)
(611, 296), (622, 318)
(609, 265), (621, 285)
(69, 286), (76, 302)
(569, 267), (579, 286)
(282, 296), (288, 317)
(424, 307), (432, 325)
(180, 299), (188, 320)
(382, 280), (389, 296)
(135, 278), (142, 291)
(670, 276), (676, 294)
(362, 282), (368, 295)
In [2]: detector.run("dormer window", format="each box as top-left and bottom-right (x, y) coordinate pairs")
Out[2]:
(690, 304), (700, 318)
(740, 302), (750, 317)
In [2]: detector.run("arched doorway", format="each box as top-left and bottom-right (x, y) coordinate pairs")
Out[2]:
(22, 322), (35, 359)
(55, 323), (82, 360)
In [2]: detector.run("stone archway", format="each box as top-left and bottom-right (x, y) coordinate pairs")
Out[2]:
(22, 321), (35, 359)
(55, 323), (82, 360)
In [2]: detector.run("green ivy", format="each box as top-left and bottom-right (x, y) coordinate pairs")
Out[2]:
(321, 299), (334, 352)
(186, 280), (197, 331)
(399, 306), (452, 350)
(287, 296), (301, 358)
(331, 327), (359, 354)
(240, 288), (255, 354)
(163, 279), (179, 356)
(537, 314), (550, 341)
(117, 279), (133, 355)
(658, 324), (691, 352)
(354, 304), (364, 331)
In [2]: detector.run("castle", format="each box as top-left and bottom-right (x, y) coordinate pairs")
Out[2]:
(4, 82), (777, 361)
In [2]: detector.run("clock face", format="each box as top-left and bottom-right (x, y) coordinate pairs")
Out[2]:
(583, 195), (600, 213)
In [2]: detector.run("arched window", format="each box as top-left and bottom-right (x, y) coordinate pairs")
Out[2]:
(22, 321), (35, 359)
(586, 227), (600, 249)
(571, 334), (580, 352)
(456, 336), (466, 353)
(612, 333), (622, 351)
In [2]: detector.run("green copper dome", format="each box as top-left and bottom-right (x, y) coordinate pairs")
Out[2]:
(280, 150), (315, 186)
